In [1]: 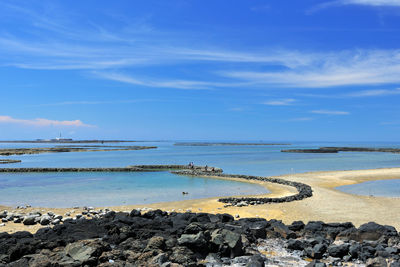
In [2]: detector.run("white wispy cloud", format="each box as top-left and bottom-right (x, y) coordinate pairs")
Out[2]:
(308, 0), (400, 13)
(289, 117), (315, 121)
(1, 2), (400, 90)
(33, 99), (160, 107)
(0, 115), (94, 127)
(333, 0), (400, 6)
(346, 88), (400, 96)
(93, 72), (249, 90)
(299, 88), (400, 98)
(263, 99), (296, 106)
(223, 50), (400, 88)
(311, 110), (350, 115)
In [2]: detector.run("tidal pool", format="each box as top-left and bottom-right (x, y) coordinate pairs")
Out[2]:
(336, 179), (400, 197)
(0, 171), (268, 208)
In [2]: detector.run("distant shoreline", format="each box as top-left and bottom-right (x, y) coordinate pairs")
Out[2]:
(0, 140), (137, 144)
(175, 142), (291, 146)
(0, 145), (156, 156)
(282, 146), (400, 153)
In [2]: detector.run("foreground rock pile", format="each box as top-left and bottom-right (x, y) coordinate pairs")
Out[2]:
(0, 209), (399, 266)
(0, 207), (108, 227)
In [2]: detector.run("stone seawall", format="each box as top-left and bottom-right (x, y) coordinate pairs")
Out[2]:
(171, 170), (313, 206)
(0, 159), (21, 164)
(0, 165), (223, 173)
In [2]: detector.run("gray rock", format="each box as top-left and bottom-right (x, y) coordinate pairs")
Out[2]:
(366, 257), (388, 267)
(287, 239), (305, 250)
(146, 236), (166, 250)
(53, 214), (63, 220)
(211, 228), (243, 257)
(13, 217), (22, 223)
(178, 232), (207, 249)
(65, 239), (106, 264)
(246, 254), (265, 267)
(327, 243), (350, 258)
(40, 215), (51, 225)
(23, 215), (38, 225)
(305, 243), (327, 259)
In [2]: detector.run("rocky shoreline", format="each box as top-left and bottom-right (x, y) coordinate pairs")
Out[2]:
(0, 159), (21, 164)
(0, 146), (157, 156)
(0, 208), (399, 266)
(0, 140), (137, 144)
(282, 147), (400, 154)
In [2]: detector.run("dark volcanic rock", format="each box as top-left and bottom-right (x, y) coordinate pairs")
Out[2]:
(0, 209), (399, 266)
(211, 228), (243, 257)
(327, 243), (350, 258)
(337, 222), (398, 242)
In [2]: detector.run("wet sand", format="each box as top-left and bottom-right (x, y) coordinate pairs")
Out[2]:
(2, 167), (400, 233)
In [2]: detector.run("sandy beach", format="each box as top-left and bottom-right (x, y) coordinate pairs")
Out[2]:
(1, 167), (400, 233)
(120, 167), (400, 229)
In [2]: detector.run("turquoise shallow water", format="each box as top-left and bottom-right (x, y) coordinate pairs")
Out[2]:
(0, 141), (400, 206)
(336, 179), (400, 197)
(0, 171), (268, 208)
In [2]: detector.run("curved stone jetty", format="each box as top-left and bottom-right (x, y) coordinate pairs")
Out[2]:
(172, 170), (313, 206)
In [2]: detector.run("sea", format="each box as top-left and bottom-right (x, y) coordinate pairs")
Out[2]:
(0, 141), (399, 207)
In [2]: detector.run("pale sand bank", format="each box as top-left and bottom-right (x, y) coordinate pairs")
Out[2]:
(1, 167), (400, 233)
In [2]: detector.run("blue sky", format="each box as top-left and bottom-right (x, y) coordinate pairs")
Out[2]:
(0, 0), (400, 141)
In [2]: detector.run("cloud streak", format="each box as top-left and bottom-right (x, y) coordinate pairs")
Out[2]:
(299, 88), (400, 98)
(311, 110), (350, 115)
(0, 115), (94, 127)
(1, 2), (400, 90)
(308, 0), (400, 13)
(263, 99), (296, 106)
(223, 50), (400, 88)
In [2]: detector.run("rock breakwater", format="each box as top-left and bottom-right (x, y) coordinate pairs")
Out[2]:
(172, 170), (313, 206)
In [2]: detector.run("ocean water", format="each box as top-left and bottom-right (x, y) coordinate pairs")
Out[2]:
(0, 141), (400, 206)
(336, 179), (400, 198)
(0, 171), (268, 208)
